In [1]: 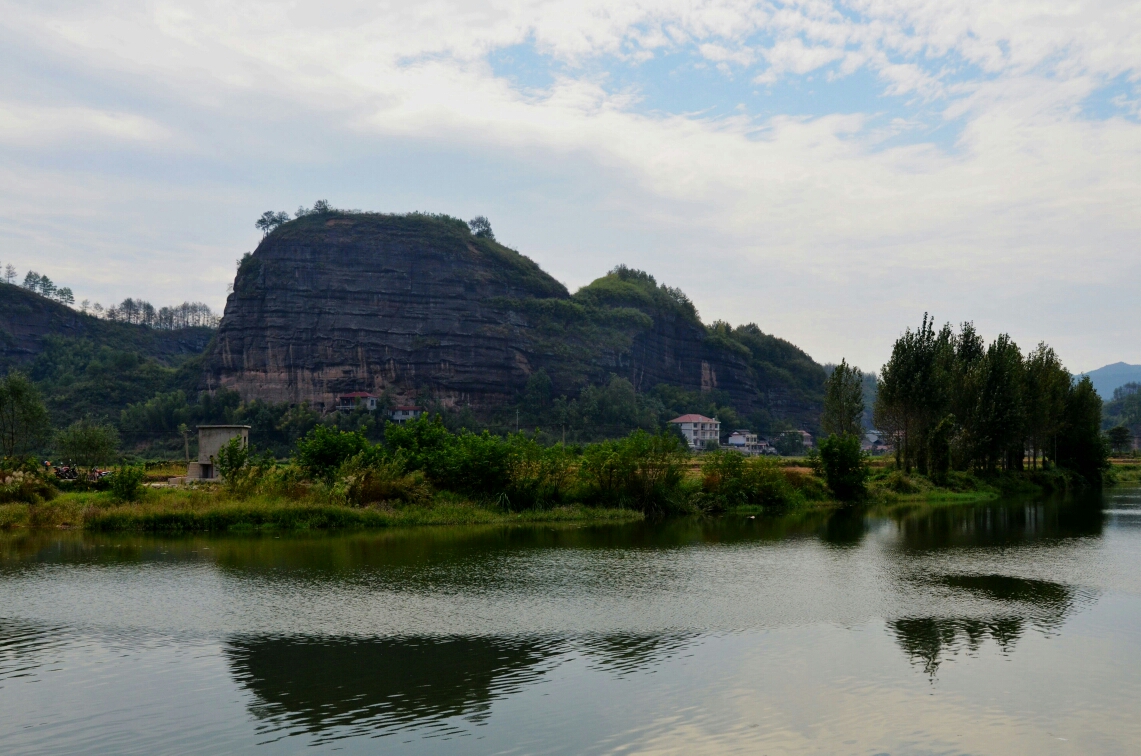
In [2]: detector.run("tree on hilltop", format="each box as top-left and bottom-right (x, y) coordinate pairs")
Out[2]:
(469, 216), (495, 240)
(255, 210), (291, 236)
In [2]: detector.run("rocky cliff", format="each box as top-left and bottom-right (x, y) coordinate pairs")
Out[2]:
(204, 211), (822, 422)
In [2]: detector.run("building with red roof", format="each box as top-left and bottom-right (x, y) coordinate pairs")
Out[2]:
(669, 414), (720, 450)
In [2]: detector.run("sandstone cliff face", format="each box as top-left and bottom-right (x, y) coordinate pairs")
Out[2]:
(206, 213), (570, 408)
(205, 212), (816, 419)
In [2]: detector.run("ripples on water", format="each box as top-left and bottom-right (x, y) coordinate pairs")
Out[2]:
(1, 491), (1140, 754)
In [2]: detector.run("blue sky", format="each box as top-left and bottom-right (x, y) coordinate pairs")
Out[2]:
(1, 0), (1140, 373)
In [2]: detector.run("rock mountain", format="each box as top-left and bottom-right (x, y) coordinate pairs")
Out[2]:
(204, 212), (823, 425)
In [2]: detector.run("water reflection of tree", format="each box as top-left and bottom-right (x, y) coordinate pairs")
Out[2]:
(226, 634), (562, 742)
(891, 616), (1023, 676)
(893, 499), (1103, 552)
(890, 574), (1090, 676)
(0, 619), (65, 684)
(576, 632), (697, 676)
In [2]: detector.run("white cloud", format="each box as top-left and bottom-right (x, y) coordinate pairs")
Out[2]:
(0, 102), (170, 145)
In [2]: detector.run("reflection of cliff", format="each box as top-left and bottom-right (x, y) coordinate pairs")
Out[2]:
(226, 635), (558, 738)
(891, 574), (1091, 676)
(226, 632), (700, 738)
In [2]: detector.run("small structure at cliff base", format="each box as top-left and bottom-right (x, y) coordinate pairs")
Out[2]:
(187, 425), (250, 481)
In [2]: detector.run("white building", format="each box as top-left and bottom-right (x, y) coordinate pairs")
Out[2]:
(726, 429), (770, 456)
(669, 414), (720, 450)
(389, 406), (425, 424)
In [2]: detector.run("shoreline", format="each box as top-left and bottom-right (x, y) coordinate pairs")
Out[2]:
(1, 460), (1129, 534)
(0, 491), (644, 532)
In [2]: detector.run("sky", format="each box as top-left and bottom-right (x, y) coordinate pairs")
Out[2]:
(1, 0), (1139, 374)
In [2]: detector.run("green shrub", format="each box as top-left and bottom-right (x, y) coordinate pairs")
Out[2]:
(110, 464), (146, 502)
(385, 416), (512, 498)
(0, 467), (56, 504)
(295, 426), (369, 483)
(502, 435), (573, 510)
(697, 450), (797, 510)
(815, 434), (868, 501)
(215, 436), (251, 491)
(578, 430), (688, 512)
(337, 450), (430, 506)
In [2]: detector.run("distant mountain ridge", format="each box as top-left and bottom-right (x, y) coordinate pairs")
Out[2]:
(1080, 362), (1141, 400)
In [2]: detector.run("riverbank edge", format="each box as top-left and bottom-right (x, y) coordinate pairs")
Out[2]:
(0, 491), (644, 532)
(2, 461), (1129, 533)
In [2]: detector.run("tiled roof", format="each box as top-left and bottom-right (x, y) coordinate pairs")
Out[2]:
(669, 414), (717, 423)
(393, 406), (424, 411)
(338, 392), (377, 399)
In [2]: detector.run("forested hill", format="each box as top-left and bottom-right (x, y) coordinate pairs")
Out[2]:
(0, 283), (215, 431)
(0, 283), (214, 370)
(206, 210), (825, 436)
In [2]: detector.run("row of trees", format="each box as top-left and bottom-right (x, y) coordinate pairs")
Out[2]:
(21, 271), (75, 305)
(84, 298), (221, 329)
(871, 316), (1105, 480)
(9, 263), (221, 330)
(255, 203), (498, 242)
(256, 200), (335, 236)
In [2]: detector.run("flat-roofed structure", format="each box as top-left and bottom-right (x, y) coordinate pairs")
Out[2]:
(187, 425), (250, 480)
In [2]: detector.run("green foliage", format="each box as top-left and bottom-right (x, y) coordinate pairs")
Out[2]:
(774, 430), (807, 456)
(697, 450), (797, 510)
(295, 426), (369, 484)
(501, 435), (574, 510)
(0, 372), (51, 458)
(873, 315), (1102, 481)
(577, 430), (688, 513)
(1057, 377), (1109, 483)
(337, 450), (430, 507)
(385, 417), (512, 498)
(574, 265), (700, 324)
(110, 464), (145, 502)
(1103, 383), (1141, 433)
(55, 418), (120, 468)
(215, 436), (250, 492)
(822, 359), (864, 437)
(927, 414), (955, 483)
(468, 215), (495, 240)
(815, 434), (868, 501)
(0, 459), (55, 504)
(383, 415), (576, 509)
(1107, 425), (1132, 454)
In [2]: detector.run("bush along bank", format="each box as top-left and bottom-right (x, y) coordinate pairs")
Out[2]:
(0, 416), (828, 532)
(0, 414), (1109, 534)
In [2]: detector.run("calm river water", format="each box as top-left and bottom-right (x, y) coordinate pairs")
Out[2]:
(2, 488), (1140, 755)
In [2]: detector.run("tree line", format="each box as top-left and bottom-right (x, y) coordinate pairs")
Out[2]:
(868, 316), (1105, 481)
(83, 298), (221, 329)
(5, 264), (221, 330)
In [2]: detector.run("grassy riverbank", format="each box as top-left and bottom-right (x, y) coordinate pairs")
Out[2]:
(0, 488), (643, 532)
(0, 452), (1121, 534)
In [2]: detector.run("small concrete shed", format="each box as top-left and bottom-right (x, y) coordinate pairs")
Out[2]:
(187, 425), (250, 480)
